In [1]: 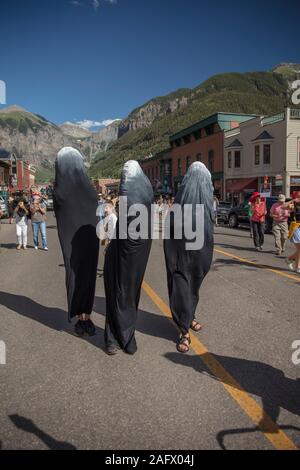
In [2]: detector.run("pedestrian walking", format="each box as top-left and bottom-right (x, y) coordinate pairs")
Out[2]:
(7, 196), (15, 224)
(53, 147), (99, 337)
(30, 193), (48, 251)
(103, 160), (153, 356)
(14, 200), (29, 250)
(270, 194), (291, 255)
(164, 162), (214, 354)
(250, 192), (266, 251)
(96, 193), (105, 221)
(286, 193), (300, 273)
(96, 200), (117, 254)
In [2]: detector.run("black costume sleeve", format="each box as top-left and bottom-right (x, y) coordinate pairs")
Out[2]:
(104, 160), (154, 354)
(164, 161), (214, 335)
(53, 147), (99, 321)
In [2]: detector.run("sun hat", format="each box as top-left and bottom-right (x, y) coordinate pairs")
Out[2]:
(249, 192), (260, 202)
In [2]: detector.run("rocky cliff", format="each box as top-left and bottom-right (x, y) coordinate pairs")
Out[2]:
(0, 106), (121, 181)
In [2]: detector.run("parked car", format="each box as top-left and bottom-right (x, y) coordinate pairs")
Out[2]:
(0, 196), (8, 218)
(217, 201), (232, 224)
(227, 197), (278, 233)
(45, 197), (54, 211)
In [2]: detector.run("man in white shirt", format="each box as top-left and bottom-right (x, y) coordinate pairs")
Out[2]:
(96, 200), (117, 253)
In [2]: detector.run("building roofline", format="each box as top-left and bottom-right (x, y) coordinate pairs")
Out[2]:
(169, 112), (259, 142)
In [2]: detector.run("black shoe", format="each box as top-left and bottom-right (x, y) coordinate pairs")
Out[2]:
(74, 320), (85, 337)
(105, 344), (118, 356)
(125, 337), (137, 355)
(84, 319), (96, 336)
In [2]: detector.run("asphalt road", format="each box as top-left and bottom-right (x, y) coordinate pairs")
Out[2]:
(0, 214), (299, 450)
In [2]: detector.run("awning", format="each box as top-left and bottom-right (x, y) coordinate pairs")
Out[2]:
(226, 177), (258, 192)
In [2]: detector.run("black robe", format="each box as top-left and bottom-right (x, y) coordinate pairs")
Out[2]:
(53, 147), (99, 320)
(164, 162), (214, 334)
(104, 160), (154, 354)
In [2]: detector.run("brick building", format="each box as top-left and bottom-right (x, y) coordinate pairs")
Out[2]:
(0, 148), (36, 195)
(140, 112), (257, 196)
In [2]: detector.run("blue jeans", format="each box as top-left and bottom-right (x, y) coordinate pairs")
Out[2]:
(32, 221), (47, 249)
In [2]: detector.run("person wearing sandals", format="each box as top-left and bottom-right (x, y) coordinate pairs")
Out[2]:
(164, 162), (214, 353)
(286, 192), (300, 273)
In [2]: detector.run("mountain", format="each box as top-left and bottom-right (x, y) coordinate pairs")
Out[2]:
(59, 122), (92, 139)
(90, 64), (300, 178)
(0, 106), (116, 182)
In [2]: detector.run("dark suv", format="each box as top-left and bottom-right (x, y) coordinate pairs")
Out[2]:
(227, 197), (278, 233)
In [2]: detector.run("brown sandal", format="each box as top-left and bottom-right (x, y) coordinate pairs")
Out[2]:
(191, 319), (202, 332)
(177, 335), (191, 354)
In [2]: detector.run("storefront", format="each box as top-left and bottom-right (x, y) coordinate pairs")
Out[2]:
(225, 177), (258, 204)
(290, 175), (300, 196)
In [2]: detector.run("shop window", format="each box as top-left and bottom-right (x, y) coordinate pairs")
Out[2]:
(263, 144), (271, 165)
(255, 145), (260, 165)
(234, 151), (241, 168)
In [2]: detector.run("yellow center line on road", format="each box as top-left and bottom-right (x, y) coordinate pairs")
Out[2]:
(214, 248), (300, 283)
(142, 280), (298, 451)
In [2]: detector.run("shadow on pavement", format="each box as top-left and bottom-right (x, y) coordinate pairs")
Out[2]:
(0, 291), (105, 349)
(9, 414), (77, 450)
(0, 291), (176, 347)
(214, 231), (251, 239)
(164, 352), (300, 440)
(0, 243), (18, 250)
(216, 424), (300, 450)
(216, 242), (275, 254)
(94, 296), (176, 343)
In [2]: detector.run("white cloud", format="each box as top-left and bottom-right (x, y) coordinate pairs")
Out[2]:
(100, 118), (121, 126)
(70, 0), (117, 10)
(74, 119), (121, 129)
(91, 0), (117, 10)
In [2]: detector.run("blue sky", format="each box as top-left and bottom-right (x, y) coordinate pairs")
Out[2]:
(0, 0), (299, 130)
